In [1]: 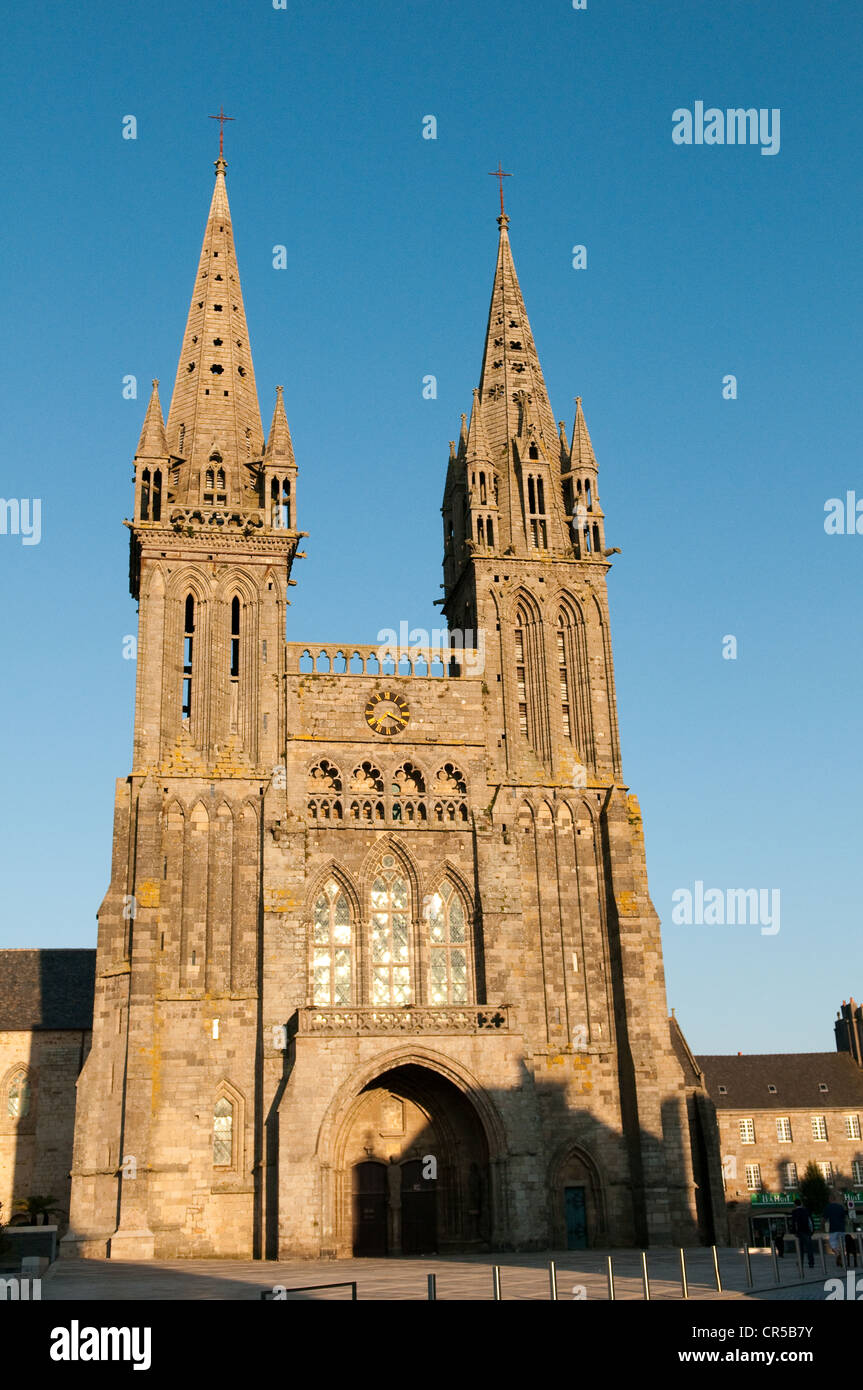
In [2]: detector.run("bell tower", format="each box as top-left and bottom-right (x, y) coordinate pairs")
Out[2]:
(128, 148), (302, 773)
(442, 209), (619, 786)
(66, 141), (304, 1260)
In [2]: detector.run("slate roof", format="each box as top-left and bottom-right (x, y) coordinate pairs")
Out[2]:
(0, 950), (96, 1031)
(697, 1052), (863, 1110)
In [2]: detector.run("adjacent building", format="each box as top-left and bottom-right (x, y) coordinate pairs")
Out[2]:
(699, 1000), (863, 1244)
(0, 950), (94, 1228)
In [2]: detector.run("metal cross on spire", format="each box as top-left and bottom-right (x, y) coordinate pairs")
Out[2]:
(209, 106), (235, 158)
(488, 160), (512, 217)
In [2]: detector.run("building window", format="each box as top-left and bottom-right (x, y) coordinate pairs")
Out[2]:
(745, 1164), (762, 1192)
(270, 476), (291, 528)
(514, 623), (528, 736)
(557, 619), (572, 742)
(739, 1118), (755, 1144)
(370, 856), (411, 1005)
(7, 1070), (31, 1119)
(845, 1114), (861, 1140)
(312, 879), (353, 1006)
(817, 1161), (833, 1181)
(717, 1085), (727, 1095)
(776, 1117), (793, 1143)
(853, 1160), (863, 1186)
(782, 1162), (798, 1190)
(426, 879), (469, 1005)
(182, 594), (195, 721)
(526, 474), (547, 549)
(213, 1097), (233, 1167)
(812, 1115), (828, 1142)
(818, 1083), (829, 1094)
(229, 595), (240, 733)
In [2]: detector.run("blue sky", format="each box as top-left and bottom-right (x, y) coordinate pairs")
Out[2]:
(0, 0), (860, 1053)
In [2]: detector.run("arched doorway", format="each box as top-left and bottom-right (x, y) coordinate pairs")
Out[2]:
(342, 1063), (490, 1256)
(551, 1146), (606, 1250)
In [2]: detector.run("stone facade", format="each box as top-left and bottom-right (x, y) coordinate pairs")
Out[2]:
(0, 951), (94, 1231)
(63, 151), (722, 1260)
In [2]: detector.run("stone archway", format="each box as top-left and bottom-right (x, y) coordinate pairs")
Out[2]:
(327, 1061), (495, 1256)
(550, 1145), (607, 1250)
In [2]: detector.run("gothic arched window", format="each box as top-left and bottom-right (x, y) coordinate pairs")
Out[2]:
(182, 594), (195, 721)
(229, 595), (240, 732)
(557, 613), (573, 742)
(213, 1097), (233, 1167)
(370, 855), (411, 1005)
(7, 1069), (31, 1119)
(514, 610), (530, 737)
(426, 880), (469, 1004)
(313, 879), (354, 1006)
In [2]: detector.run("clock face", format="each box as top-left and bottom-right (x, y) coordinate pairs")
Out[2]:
(365, 690), (410, 736)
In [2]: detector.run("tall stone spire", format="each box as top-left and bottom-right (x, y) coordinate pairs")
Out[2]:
(164, 151), (264, 503)
(477, 215), (558, 457)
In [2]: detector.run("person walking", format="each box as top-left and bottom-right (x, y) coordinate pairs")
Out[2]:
(823, 1192), (848, 1268)
(790, 1198), (815, 1269)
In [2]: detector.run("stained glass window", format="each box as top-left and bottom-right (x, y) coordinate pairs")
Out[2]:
(313, 879), (353, 1006)
(7, 1071), (30, 1119)
(426, 880), (469, 1005)
(370, 865), (411, 1005)
(213, 1097), (233, 1166)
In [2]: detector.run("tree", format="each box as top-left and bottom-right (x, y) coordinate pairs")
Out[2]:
(799, 1162), (830, 1217)
(12, 1195), (65, 1226)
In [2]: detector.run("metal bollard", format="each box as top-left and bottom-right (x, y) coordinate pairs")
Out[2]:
(492, 1265), (502, 1301)
(770, 1238), (780, 1284)
(641, 1250), (651, 1301)
(742, 1244), (753, 1289)
(548, 1261), (558, 1301)
(679, 1246), (689, 1299)
(819, 1234), (827, 1274)
(711, 1244), (722, 1293)
(606, 1255), (615, 1301)
(427, 1273), (437, 1301)
(794, 1235), (803, 1280)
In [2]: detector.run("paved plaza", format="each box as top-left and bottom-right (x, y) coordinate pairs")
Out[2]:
(40, 1247), (842, 1301)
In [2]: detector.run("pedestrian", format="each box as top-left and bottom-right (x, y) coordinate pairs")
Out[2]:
(789, 1198), (815, 1269)
(823, 1191), (848, 1268)
(772, 1220), (785, 1258)
(844, 1232), (858, 1268)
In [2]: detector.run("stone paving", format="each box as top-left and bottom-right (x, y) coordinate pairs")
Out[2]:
(40, 1247), (844, 1301)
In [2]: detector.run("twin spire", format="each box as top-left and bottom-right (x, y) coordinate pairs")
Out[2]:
(133, 141), (294, 514)
(476, 214), (560, 457)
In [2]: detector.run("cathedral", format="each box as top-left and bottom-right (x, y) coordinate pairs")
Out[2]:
(63, 144), (724, 1260)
